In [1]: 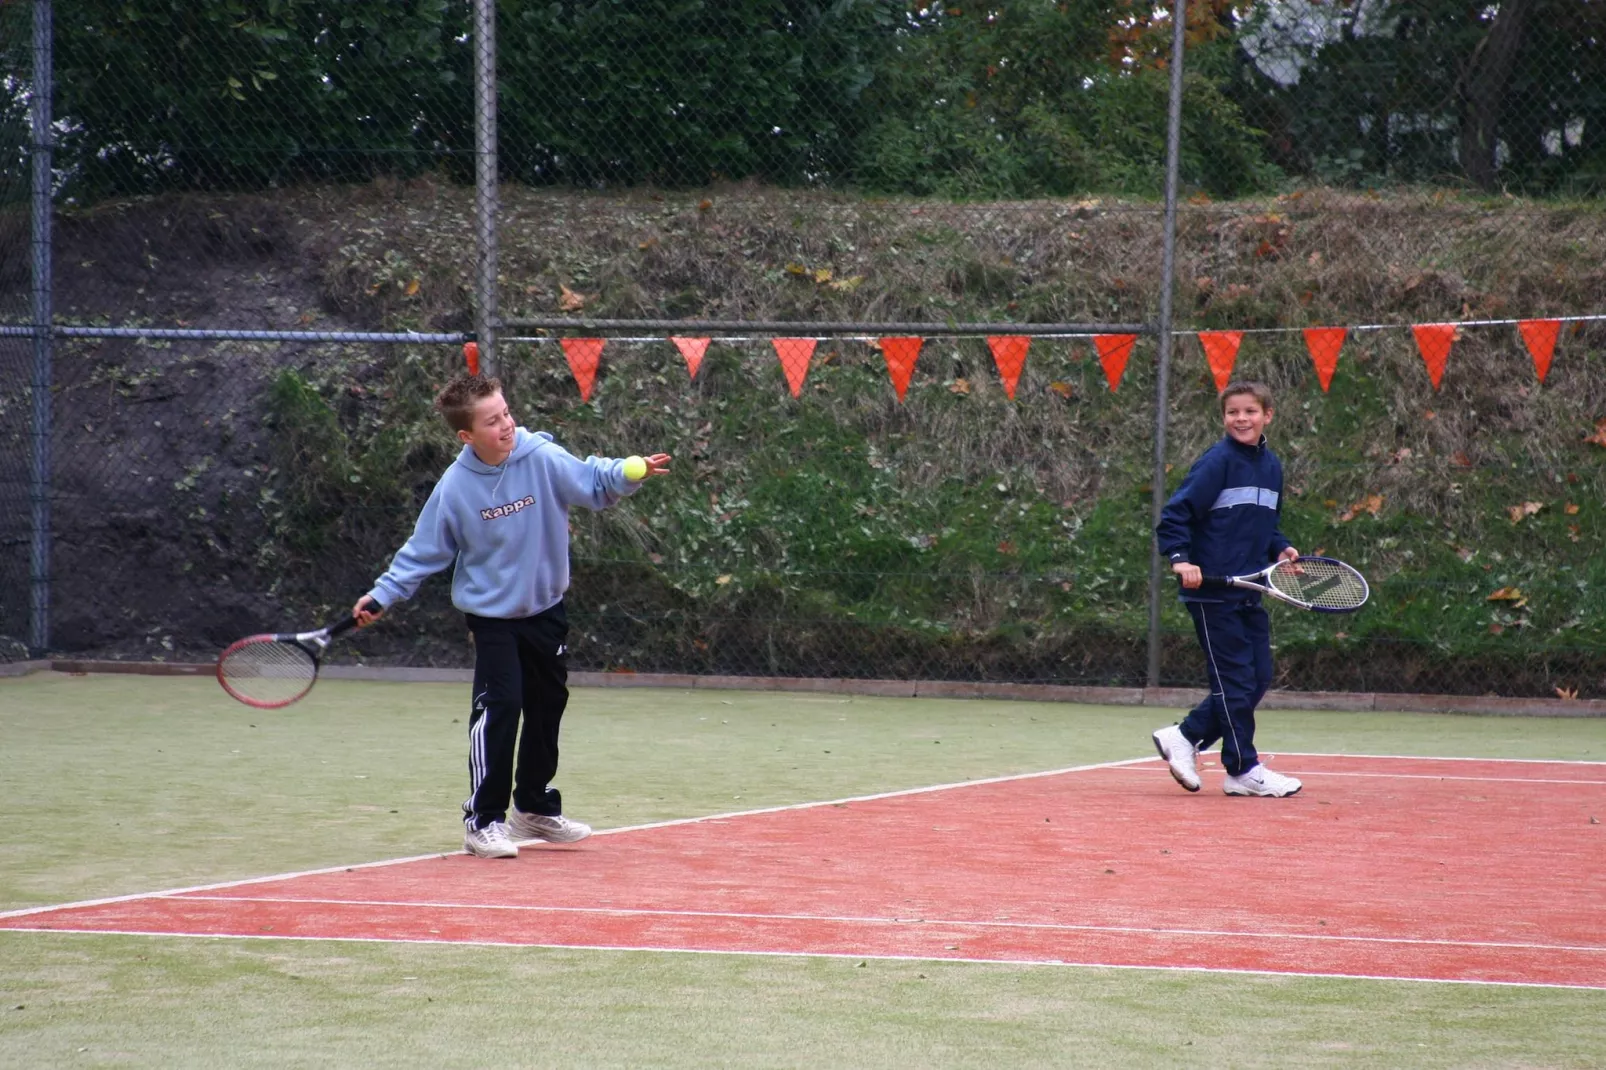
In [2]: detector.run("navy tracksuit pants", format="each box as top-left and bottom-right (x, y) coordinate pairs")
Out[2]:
(462, 602), (570, 831)
(1177, 598), (1271, 777)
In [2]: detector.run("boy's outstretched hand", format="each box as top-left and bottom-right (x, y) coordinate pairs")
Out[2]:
(637, 453), (672, 478)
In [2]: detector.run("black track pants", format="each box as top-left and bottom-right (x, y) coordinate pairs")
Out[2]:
(1177, 598), (1271, 778)
(461, 602), (569, 831)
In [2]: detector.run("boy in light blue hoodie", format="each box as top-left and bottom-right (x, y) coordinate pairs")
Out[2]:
(353, 373), (670, 858)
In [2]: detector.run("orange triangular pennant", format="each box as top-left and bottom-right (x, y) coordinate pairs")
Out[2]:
(1411, 323), (1456, 390)
(1302, 327), (1346, 392)
(1092, 334), (1137, 392)
(1517, 319), (1560, 383)
(987, 336), (1030, 400)
(1198, 331), (1243, 392)
(771, 337), (816, 397)
(880, 337), (923, 402)
(560, 337), (605, 401)
(671, 336), (711, 379)
(463, 341), (480, 376)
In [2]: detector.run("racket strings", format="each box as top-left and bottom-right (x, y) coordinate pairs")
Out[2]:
(219, 639), (318, 706)
(1270, 559), (1368, 609)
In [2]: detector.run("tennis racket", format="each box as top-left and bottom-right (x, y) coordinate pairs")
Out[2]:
(1200, 555), (1369, 613)
(216, 610), (375, 708)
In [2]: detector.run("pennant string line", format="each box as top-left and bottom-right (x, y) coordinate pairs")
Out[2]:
(503, 312), (1606, 347)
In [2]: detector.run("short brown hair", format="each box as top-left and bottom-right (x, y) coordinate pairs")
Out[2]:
(1220, 380), (1273, 414)
(435, 373), (504, 433)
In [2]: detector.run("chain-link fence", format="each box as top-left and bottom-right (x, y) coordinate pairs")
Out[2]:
(2, 1), (1603, 698)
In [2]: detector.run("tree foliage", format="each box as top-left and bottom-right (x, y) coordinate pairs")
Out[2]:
(1234, 0), (1606, 193)
(7, 0), (1602, 201)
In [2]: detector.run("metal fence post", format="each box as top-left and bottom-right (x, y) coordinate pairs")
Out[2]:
(29, 0), (54, 656)
(1145, 0), (1188, 688)
(472, 0), (499, 377)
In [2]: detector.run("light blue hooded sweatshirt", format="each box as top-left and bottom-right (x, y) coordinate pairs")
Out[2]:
(366, 427), (640, 619)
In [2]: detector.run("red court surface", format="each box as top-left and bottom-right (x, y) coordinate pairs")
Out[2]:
(4, 754), (1603, 988)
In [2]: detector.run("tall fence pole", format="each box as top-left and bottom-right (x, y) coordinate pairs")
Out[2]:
(29, 0), (54, 655)
(472, 0), (499, 376)
(1146, 0), (1188, 688)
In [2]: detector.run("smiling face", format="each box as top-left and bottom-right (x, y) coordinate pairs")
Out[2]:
(1221, 390), (1272, 446)
(459, 390), (516, 465)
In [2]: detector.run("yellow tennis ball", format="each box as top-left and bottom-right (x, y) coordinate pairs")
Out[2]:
(623, 455), (648, 481)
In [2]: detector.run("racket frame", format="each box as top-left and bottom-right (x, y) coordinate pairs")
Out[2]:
(215, 615), (361, 708)
(1199, 555), (1369, 613)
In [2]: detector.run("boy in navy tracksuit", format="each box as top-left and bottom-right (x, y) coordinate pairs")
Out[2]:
(1151, 381), (1303, 798)
(352, 373), (670, 857)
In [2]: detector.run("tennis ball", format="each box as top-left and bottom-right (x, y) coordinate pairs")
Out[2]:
(622, 455), (648, 481)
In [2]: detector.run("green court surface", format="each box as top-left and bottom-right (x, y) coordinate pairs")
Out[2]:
(2, 671), (1603, 1068)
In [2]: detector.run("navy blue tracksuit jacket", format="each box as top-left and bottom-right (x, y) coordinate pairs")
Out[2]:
(1155, 434), (1292, 775)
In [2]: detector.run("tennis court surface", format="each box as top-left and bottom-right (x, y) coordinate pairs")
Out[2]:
(5, 754), (1602, 989)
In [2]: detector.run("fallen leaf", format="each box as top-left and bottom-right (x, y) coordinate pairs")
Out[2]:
(404, 278), (420, 296)
(1506, 501), (1543, 523)
(1555, 686), (1579, 700)
(714, 574), (732, 586)
(1337, 494), (1384, 522)
(996, 541), (1017, 555)
(1565, 503), (1579, 515)
(1452, 451), (1472, 468)
(1488, 622), (1505, 635)
(558, 284), (586, 312)
(1585, 418), (1606, 448)
(784, 262), (808, 276)
(1487, 587), (1527, 609)
(1047, 381), (1074, 398)
(948, 379), (971, 396)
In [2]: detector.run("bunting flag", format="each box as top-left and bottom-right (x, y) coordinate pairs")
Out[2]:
(987, 335), (1030, 400)
(1198, 330), (1243, 391)
(1092, 334), (1137, 392)
(1302, 327), (1347, 392)
(463, 341), (480, 376)
(772, 337), (817, 397)
(671, 336), (710, 379)
(1517, 319), (1560, 383)
(880, 336), (923, 402)
(560, 337), (606, 401)
(1411, 323), (1456, 390)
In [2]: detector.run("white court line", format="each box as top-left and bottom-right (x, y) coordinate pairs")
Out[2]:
(8, 928), (1603, 992)
(1264, 751), (1606, 767)
(0, 755), (1154, 921)
(1116, 765), (1606, 787)
(178, 895), (1606, 956)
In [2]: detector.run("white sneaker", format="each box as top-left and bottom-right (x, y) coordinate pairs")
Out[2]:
(1152, 724), (1201, 792)
(1223, 765), (1302, 797)
(508, 809), (592, 844)
(463, 821), (519, 858)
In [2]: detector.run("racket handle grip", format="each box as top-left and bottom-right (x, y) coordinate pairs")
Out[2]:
(1197, 575), (1229, 587)
(328, 604), (382, 636)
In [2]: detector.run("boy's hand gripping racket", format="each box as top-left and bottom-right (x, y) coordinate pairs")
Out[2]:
(216, 610), (376, 708)
(1200, 555), (1369, 613)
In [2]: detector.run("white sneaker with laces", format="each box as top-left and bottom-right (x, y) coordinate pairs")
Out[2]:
(463, 821), (519, 858)
(1152, 724), (1201, 792)
(508, 809), (592, 844)
(1222, 764), (1302, 797)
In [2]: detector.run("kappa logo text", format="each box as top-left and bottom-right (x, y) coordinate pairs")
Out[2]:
(480, 495), (536, 521)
